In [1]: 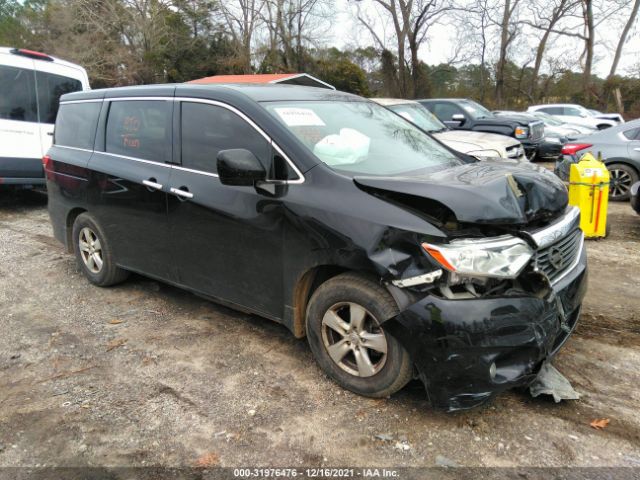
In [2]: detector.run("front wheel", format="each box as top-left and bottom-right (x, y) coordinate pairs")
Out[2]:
(72, 213), (129, 287)
(608, 163), (638, 201)
(306, 273), (412, 398)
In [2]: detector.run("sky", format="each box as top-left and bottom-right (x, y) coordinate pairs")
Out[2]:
(329, 2), (640, 79)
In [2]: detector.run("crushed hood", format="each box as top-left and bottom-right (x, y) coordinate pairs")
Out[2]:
(354, 160), (568, 225)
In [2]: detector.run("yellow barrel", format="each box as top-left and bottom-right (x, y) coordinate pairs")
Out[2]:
(568, 153), (609, 238)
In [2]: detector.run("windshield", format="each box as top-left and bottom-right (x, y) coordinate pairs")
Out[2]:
(264, 101), (463, 176)
(386, 103), (446, 133)
(459, 100), (494, 119)
(534, 111), (563, 126)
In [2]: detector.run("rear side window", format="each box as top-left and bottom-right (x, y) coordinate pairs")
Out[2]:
(105, 100), (171, 162)
(36, 71), (83, 124)
(54, 102), (101, 150)
(623, 127), (640, 140)
(0, 65), (37, 122)
(180, 102), (271, 174)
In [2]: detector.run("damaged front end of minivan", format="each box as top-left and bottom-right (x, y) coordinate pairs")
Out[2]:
(358, 161), (588, 411)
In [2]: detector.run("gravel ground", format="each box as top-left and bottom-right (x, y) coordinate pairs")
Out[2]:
(0, 185), (639, 471)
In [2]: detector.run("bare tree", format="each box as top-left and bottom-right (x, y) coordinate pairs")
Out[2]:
(217, 0), (266, 72)
(352, 0), (455, 98)
(521, 0), (581, 101)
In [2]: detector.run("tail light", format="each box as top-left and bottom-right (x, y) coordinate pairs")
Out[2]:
(561, 143), (592, 155)
(42, 155), (52, 169)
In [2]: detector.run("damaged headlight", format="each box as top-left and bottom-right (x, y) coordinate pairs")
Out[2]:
(422, 235), (534, 279)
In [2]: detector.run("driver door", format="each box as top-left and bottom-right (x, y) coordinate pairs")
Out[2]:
(167, 100), (287, 319)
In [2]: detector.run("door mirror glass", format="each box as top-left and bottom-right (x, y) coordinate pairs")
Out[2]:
(217, 149), (266, 186)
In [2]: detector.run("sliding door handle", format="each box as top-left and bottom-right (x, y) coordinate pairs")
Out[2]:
(142, 179), (163, 190)
(170, 187), (194, 200)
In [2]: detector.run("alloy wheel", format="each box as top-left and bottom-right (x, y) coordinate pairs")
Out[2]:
(609, 168), (632, 198)
(321, 302), (388, 377)
(78, 227), (103, 273)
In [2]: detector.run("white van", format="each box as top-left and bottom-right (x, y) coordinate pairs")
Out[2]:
(0, 48), (89, 187)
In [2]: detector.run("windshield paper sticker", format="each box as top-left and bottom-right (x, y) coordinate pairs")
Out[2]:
(274, 107), (326, 127)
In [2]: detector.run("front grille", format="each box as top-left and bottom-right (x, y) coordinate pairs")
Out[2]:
(534, 229), (582, 283)
(530, 121), (544, 141)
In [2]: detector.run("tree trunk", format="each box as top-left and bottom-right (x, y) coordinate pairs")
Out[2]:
(582, 0), (594, 101)
(608, 0), (640, 79)
(495, 0), (512, 108)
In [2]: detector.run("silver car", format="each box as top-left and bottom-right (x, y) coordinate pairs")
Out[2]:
(557, 118), (640, 201)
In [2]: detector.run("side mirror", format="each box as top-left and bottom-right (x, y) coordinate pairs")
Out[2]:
(217, 149), (266, 186)
(451, 113), (466, 125)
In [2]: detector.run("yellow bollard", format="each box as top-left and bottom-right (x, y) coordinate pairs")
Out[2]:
(568, 153), (609, 238)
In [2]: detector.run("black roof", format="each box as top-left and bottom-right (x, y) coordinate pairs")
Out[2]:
(61, 83), (363, 104)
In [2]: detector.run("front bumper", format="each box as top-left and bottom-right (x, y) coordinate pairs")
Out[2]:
(537, 140), (564, 160)
(631, 181), (640, 214)
(383, 246), (588, 411)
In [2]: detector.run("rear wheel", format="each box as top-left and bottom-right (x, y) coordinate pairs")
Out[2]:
(608, 163), (638, 201)
(72, 213), (129, 286)
(306, 273), (412, 398)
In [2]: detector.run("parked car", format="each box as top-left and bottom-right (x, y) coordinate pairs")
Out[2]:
(588, 109), (625, 124)
(493, 111), (568, 160)
(419, 98), (544, 160)
(46, 84), (587, 411)
(0, 47), (90, 188)
(527, 104), (619, 130)
(529, 110), (597, 136)
(631, 181), (640, 214)
(373, 99), (524, 160)
(557, 119), (640, 201)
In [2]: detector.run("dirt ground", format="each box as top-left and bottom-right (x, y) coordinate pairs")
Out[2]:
(1, 180), (639, 471)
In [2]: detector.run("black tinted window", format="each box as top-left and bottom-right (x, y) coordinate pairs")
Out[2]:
(0, 65), (37, 122)
(106, 100), (171, 162)
(36, 71), (83, 124)
(181, 102), (271, 174)
(54, 102), (101, 149)
(623, 127), (640, 140)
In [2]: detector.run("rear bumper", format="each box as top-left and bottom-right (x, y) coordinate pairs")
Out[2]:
(0, 157), (44, 185)
(383, 247), (588, 411)
(537, 141), (564, 160)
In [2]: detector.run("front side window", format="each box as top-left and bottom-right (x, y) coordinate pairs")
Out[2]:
(388, 103), (446, 133)
(458, 100), (493, 119)
(432, 102), (463, 121)
(36, 71), (83, 124)
(105, 100), (171, 162)
(265, 101), (463, 176)
(54, 102), (101, 149)
(180, 102), (272, 175)
(564, 107), (585, 117)
(540, 107), (563, 115)
(0, 65), (37, 123)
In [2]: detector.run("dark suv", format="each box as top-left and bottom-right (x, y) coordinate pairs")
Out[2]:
(45, 84), (587, 411)
(420, 98), (544, 160)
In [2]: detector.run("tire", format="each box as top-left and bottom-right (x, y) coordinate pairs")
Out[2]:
(306, 272), (413, 398)
(608, 163), (638, 201)
(72, 213), (129, 287)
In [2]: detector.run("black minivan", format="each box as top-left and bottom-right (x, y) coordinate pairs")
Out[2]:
(45, 84), (587, 411)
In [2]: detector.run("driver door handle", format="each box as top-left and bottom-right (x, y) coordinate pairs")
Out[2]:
(170, 187), (194, 199)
